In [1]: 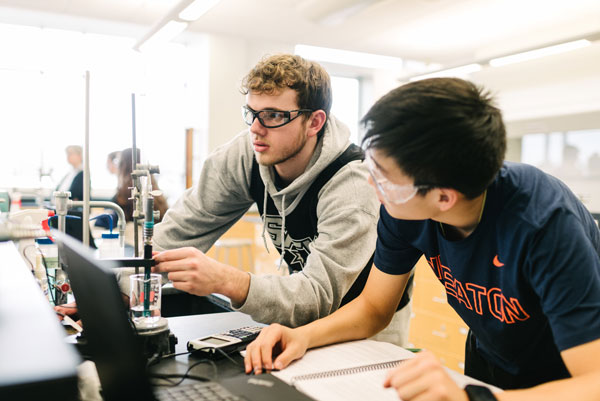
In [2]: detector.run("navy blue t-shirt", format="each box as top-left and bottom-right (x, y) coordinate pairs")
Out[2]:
(374, 162), (600, 379)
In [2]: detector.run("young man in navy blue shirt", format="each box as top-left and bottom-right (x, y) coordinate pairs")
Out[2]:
(244, 77), (600, 401)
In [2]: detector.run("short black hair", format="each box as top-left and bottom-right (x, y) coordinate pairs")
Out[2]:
(361, 78), (506, 199)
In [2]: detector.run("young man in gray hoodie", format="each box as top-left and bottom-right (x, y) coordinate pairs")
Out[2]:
(146, 54), (412, 343)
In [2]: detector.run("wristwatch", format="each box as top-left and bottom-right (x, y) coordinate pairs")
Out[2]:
(464, 384), (497, 401)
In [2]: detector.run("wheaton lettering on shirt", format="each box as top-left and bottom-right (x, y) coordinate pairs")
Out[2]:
(374, 162), (600, 380)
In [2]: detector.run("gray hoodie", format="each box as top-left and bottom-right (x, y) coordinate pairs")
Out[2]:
(142, 116), (379, 326)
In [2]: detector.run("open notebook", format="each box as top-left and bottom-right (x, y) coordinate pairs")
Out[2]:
(272, 339), (501, 401)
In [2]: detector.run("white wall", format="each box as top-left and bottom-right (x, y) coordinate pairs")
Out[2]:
(204, 35), (294, 154)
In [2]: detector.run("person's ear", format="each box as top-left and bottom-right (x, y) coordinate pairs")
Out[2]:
(306, 110), (327, 138)
(435, 188), (459, 212)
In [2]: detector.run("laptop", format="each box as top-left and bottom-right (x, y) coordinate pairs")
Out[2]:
(54, 232), (313, 401)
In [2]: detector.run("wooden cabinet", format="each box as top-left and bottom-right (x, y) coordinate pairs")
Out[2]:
(408, 256), (468, 373)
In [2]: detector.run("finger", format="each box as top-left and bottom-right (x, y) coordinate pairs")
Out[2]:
(244, 342), (255, 373)
(249, 337), (265, 375)
(272, 343), (301, 370)
(168, 270), (194, 283)
(54, 302), (77, 311)
(170, 280), (193, 294)
(384, 358), (411, 387)
(248, 326), (284, 374)
(154, 259), (194, 273)
(393, 370), (436, 401)
(153, 248), (194, 263)
(54, 305), (78, 316)
(258, 333), (279, 371)
(383, 354), (427, 388)
(385, 352), (439, 392)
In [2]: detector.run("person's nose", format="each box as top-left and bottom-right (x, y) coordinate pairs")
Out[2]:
(250, 117), (267, 136)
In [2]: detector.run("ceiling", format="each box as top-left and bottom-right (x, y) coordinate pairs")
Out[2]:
(0, 0), (599, 66)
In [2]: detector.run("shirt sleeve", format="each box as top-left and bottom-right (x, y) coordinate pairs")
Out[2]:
(374, 205), (423, 275)
(525, 210), (600, 351)
(116, 134), (254, 296)
(152, 134), (255, 253)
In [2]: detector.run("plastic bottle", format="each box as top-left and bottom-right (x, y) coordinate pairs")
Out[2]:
(34, 237), (59, 298)
(9, 191), (21, 212)
(99, 233), (124, 259)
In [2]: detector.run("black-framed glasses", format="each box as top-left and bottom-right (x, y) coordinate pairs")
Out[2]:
(241, 105), (313, 128)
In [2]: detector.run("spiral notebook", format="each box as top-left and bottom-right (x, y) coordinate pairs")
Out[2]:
(271, 340), (414, 401)
(272, 339), (500, 401)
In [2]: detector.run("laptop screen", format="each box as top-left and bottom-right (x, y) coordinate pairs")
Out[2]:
(54, 232), (155, 401)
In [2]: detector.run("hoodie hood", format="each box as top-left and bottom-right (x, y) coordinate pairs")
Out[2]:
(254, 115), (352, 269)
(256, 115), (352, 216)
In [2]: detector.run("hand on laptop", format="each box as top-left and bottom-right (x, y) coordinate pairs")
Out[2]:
(244, 323), (309, 375)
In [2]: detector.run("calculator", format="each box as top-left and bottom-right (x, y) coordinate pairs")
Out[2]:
(187, 326), (263, 358)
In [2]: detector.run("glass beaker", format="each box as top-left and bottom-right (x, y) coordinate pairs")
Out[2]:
(129, 273), (162, 325)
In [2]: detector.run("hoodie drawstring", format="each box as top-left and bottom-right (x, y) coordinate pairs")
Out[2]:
(279, 194), (286, 270)
(259, 186), (286, 270)
(261, 186), (270, 254)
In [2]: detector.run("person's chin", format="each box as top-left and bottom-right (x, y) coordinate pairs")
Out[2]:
(255, 152), (276, 167)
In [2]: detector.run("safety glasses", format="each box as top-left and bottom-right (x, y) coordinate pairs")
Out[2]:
(242, 105), (313, 128)
(365, 152), (432, 204)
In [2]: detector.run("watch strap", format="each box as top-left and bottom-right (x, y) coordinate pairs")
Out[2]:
(464, 384), (497, 401)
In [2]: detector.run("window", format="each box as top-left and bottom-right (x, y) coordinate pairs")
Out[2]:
(330, 76), (360, 144)
(521, 129), (600, 212)
(0, 23), (207, 202)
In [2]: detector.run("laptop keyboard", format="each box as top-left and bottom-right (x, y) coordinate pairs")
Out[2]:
(155, 382), (243, 401)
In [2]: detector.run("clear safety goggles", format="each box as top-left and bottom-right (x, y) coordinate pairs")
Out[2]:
(365, 152), (432, 204)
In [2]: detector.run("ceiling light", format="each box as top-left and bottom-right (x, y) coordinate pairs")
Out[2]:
(138, 20), (188, 52)
(298, 0), (384, 26)
(135, 0), (223, 52)
(489, 39), (591, 67)
(408, 63), (482, 81)
(179, 0), (222, 21)
(295, 44), (403, 70)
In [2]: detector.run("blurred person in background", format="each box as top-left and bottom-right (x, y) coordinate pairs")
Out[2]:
(55, 145), (84, 201)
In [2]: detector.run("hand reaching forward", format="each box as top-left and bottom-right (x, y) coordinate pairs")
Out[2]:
(153, 247), (250, 304)
(153, 247), (225, 296)
(244, 323), (309, 375)
(384, 351), (468, 401)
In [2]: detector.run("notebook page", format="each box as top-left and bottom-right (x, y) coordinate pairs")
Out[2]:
(292, 367), (502, 401)
(294, 369), (399, 401)
(272, 339), (414, 384)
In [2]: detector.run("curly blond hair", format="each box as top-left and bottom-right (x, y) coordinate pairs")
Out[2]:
(241, 54), (332, 130)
